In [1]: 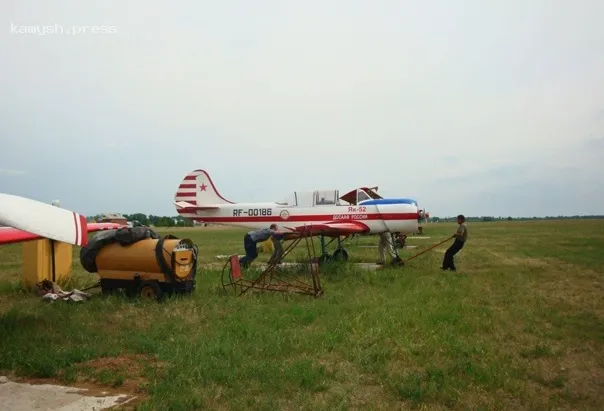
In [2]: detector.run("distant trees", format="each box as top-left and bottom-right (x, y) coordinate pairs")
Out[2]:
(125, 213), (149, 226)
(127, 214), (194, 227)
(428, 215), (604, 222)
(87, 213), (194, 227)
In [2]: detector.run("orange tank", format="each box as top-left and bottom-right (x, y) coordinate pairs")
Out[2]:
(93, 237), (198, 300)
(96, 238), (193, 276)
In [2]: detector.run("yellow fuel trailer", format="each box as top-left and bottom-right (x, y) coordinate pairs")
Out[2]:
(80, 228), (198, 300)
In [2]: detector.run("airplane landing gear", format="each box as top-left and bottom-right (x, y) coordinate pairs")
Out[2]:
(317, 235), (349, 265)
(317, 254), (331, 265)
(317, 236), (331, 265)
(333, 248), (348, 261)
(391, 233), (405, 266)
(333, 235), (348, 261)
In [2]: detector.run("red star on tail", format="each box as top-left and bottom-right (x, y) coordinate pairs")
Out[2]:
(200, 183), (207, 191)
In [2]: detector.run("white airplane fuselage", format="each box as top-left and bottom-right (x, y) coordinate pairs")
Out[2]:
(178, 201), (419, 235)
(174, 169), (421, 237)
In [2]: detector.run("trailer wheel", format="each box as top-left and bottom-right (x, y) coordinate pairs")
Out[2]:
(137, 281), (163, 301)
(100, 279), (114, 296)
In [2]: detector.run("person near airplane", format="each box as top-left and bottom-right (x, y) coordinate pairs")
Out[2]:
(377, 232), (403, 265)
(441, 214), (468, 271)
(267, 234), (285, 265)
(239, 224), (286, 268)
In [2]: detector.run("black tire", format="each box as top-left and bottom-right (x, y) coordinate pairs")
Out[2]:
(136, 281), (163, 301)
(100, 279), (114, 296)
(317, 254), (331, 266)
(333, 248), (348, 262)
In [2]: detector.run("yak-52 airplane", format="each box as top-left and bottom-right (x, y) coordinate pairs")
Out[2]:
(0, 193), (121, 246)
(174, 169), (425, 263)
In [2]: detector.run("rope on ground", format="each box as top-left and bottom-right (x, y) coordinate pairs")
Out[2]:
(402, 235), (453, 263)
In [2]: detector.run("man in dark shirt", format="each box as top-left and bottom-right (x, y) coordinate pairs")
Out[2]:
(239, 224), (285, 268)
(441, 214), (468, 271)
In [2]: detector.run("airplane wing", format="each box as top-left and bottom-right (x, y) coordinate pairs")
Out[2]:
(0, 223), (122, 246)
(284, 221), (369, 238)
(0, 193), (122, 247)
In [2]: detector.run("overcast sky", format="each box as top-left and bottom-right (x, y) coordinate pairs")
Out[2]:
(1, 0), (603, 218)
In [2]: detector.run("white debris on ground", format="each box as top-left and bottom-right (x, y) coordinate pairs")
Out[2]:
(35, 280), (92, 303)
(41, 289), (91, 303)
(0, 376), (134, 411)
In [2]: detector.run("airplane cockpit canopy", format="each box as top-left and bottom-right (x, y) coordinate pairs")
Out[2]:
(339, 187), (382, 205)
(278, 187), (383, 207)
(314, 190), (338, 206)
(278, 190), (341, 207)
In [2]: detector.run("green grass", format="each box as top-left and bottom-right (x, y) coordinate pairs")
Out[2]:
(0, 220), (603, 410)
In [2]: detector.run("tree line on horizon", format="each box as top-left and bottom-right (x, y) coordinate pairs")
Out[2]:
(431, 215), (604, 222)
(87, 213), (194, 227)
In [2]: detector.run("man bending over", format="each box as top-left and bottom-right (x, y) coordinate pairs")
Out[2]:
(239, 224), (285, 268)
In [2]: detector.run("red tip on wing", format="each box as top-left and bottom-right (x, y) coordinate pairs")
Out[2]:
(78, 214), (88, 246)
(0, 228), (41, 245)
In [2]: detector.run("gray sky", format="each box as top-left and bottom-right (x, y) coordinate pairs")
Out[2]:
(1, 1), (603, 218)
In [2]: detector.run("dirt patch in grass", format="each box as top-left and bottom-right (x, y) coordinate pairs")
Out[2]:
(536, 267), (604, 315)
(560, 349), (604, 405)
(521, 343), (604, 409)
(485, 250), (551, 269)
(313, 353), (395, 408)
(79, 354), (152, 386)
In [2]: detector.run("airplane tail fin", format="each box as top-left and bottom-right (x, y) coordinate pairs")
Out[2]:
(174, 169), (234, 214)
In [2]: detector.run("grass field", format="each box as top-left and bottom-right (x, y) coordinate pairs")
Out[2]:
(0, 220), (603, 410)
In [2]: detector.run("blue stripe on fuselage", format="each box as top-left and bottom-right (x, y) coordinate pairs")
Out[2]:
(359, 198), (418, 206)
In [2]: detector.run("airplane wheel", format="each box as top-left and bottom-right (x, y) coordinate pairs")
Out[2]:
(317, 254), (331, 265)
(333, 248), (348, 262)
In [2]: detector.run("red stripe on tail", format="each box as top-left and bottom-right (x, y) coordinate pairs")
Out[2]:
(179, 169), (235, 204)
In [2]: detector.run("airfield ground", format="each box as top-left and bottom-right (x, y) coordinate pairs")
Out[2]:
(0, 220), (602, 410)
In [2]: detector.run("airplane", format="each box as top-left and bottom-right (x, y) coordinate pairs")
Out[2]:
(0, 193), (122, 246)
(174, 169), (424, 263)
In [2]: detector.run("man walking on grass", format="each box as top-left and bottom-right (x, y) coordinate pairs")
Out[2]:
(441, 214), (468, 271)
